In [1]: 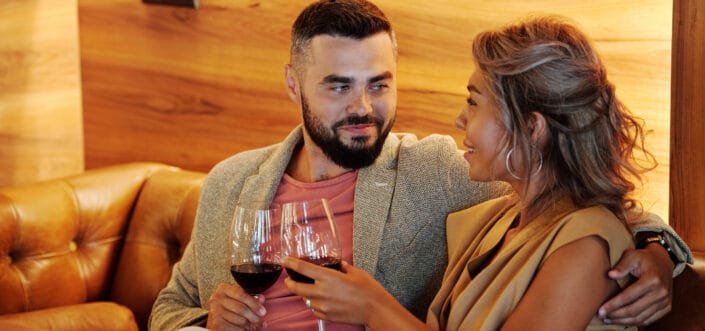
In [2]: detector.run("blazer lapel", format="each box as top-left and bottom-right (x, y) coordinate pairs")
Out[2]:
(352, 134), (400, 275)
(239, 127), (303, 207)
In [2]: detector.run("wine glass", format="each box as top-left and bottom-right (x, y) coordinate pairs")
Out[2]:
(281, 198), (342, 331)
(228, 202), (282, 298)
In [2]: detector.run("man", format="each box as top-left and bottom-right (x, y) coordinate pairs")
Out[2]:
(150, 1), (691, 330)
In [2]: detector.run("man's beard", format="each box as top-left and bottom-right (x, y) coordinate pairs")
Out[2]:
(301, 93), (393, 169)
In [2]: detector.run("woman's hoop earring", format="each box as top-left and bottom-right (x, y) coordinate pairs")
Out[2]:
(505, 147), (543, 180)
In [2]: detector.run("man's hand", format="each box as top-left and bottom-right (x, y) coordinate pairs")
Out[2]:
(206, 283), (267, 331)
(598, 244), (674, 326)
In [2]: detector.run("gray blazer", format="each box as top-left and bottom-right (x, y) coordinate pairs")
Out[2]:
(150, 126), (506, 329)
(149, 126), (691, 330)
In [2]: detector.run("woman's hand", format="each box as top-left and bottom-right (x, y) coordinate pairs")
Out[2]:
(282, 258), (386, 325)
(282, 257), (430, 330)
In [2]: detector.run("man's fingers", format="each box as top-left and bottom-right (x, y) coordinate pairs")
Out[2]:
(599, 280), (645, 317)
(608, 250), (642, 280)
(606, 303), (664, 327)
(603, 291), (670, 326)
(607, 294), (669, 320)
(224, 286), (267, 317)
(220, 308), (254, 328)
(642, 306), (671, 326)
(604, 277), (670, 317)
(607, 268), (631, 280)
(222, 297), (265, 324)
(207, 284), (265, 329)
(605, 309), (650, 326)
(602, 288), (651, 319)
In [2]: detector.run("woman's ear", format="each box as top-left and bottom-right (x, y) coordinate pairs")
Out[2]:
(530, 112), (548, 146)
(284, 64), (300, 103)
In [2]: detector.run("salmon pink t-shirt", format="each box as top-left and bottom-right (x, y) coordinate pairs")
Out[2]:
(260, 170), (363, 331)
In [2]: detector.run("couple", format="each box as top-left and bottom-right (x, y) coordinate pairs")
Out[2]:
(150, 1), (691, 330)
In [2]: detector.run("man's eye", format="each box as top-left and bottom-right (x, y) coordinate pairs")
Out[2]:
(331, 85), (349, 92)
(370, 83), (388, 92)
(466, 97), (477, 106)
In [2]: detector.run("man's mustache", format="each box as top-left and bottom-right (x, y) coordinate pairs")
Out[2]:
(333, 115), (380, 129)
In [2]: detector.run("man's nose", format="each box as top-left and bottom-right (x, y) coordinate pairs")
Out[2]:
(347, 90), (373, 116)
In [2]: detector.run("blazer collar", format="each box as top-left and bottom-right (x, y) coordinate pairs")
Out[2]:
(238, 126), (304, 205)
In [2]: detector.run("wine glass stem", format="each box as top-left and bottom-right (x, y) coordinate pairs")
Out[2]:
(317, 318), (325, 331)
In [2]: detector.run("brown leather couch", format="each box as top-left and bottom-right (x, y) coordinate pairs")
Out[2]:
(0, 163), (205, 331)
(0, 162), (703, 330)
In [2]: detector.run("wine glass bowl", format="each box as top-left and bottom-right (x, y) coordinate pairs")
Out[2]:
(281, 198), (342, 281)
(228, 202), (282, 295)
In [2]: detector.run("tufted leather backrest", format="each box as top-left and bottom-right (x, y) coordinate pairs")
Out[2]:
(0, 163), (168, 314)
(110, 167), (205, 330)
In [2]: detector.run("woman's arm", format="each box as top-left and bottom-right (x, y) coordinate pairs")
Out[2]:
(501, 235), (618, 331)
(282, 258), (432, 331)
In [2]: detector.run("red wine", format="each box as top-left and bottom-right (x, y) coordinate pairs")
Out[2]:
(286, 256), (342, 284)
(230, 263), (283, 294)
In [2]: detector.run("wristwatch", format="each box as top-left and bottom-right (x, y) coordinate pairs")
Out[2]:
(635, 231), (679, 265)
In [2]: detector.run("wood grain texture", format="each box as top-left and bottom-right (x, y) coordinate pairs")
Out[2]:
(670, 0), (705, 251)
(79, 0), (672, 219)
(0, 0), (84, 187)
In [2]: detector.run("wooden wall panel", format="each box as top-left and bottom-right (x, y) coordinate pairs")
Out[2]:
(0, 0), (84, 187)
(79, 0), (672, 219)
(79, 0), (304, 172)
(670, 0), (705, 252)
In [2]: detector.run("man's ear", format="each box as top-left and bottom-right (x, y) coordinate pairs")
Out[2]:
(530, 112), (548, 146)
(284, 64), (300, 103)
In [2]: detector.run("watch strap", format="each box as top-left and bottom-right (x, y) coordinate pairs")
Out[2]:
(635, 231), (679, 264)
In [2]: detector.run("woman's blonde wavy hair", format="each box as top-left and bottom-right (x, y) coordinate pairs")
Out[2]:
(472, 16), (656, 221)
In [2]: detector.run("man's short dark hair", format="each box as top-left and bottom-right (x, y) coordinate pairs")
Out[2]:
(290, 0), (397, 72)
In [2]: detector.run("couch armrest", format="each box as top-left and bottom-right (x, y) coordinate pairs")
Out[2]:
(0, 302), (138, 331)
(110, 167), (206, 330)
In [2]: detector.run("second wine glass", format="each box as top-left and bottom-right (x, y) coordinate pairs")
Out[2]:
(281, 198), (342, 331)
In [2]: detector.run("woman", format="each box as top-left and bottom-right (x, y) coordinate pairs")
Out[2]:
(283, 16), (654, 330)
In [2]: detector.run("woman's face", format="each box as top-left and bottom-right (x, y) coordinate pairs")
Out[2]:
(455, 70), (507, 181)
